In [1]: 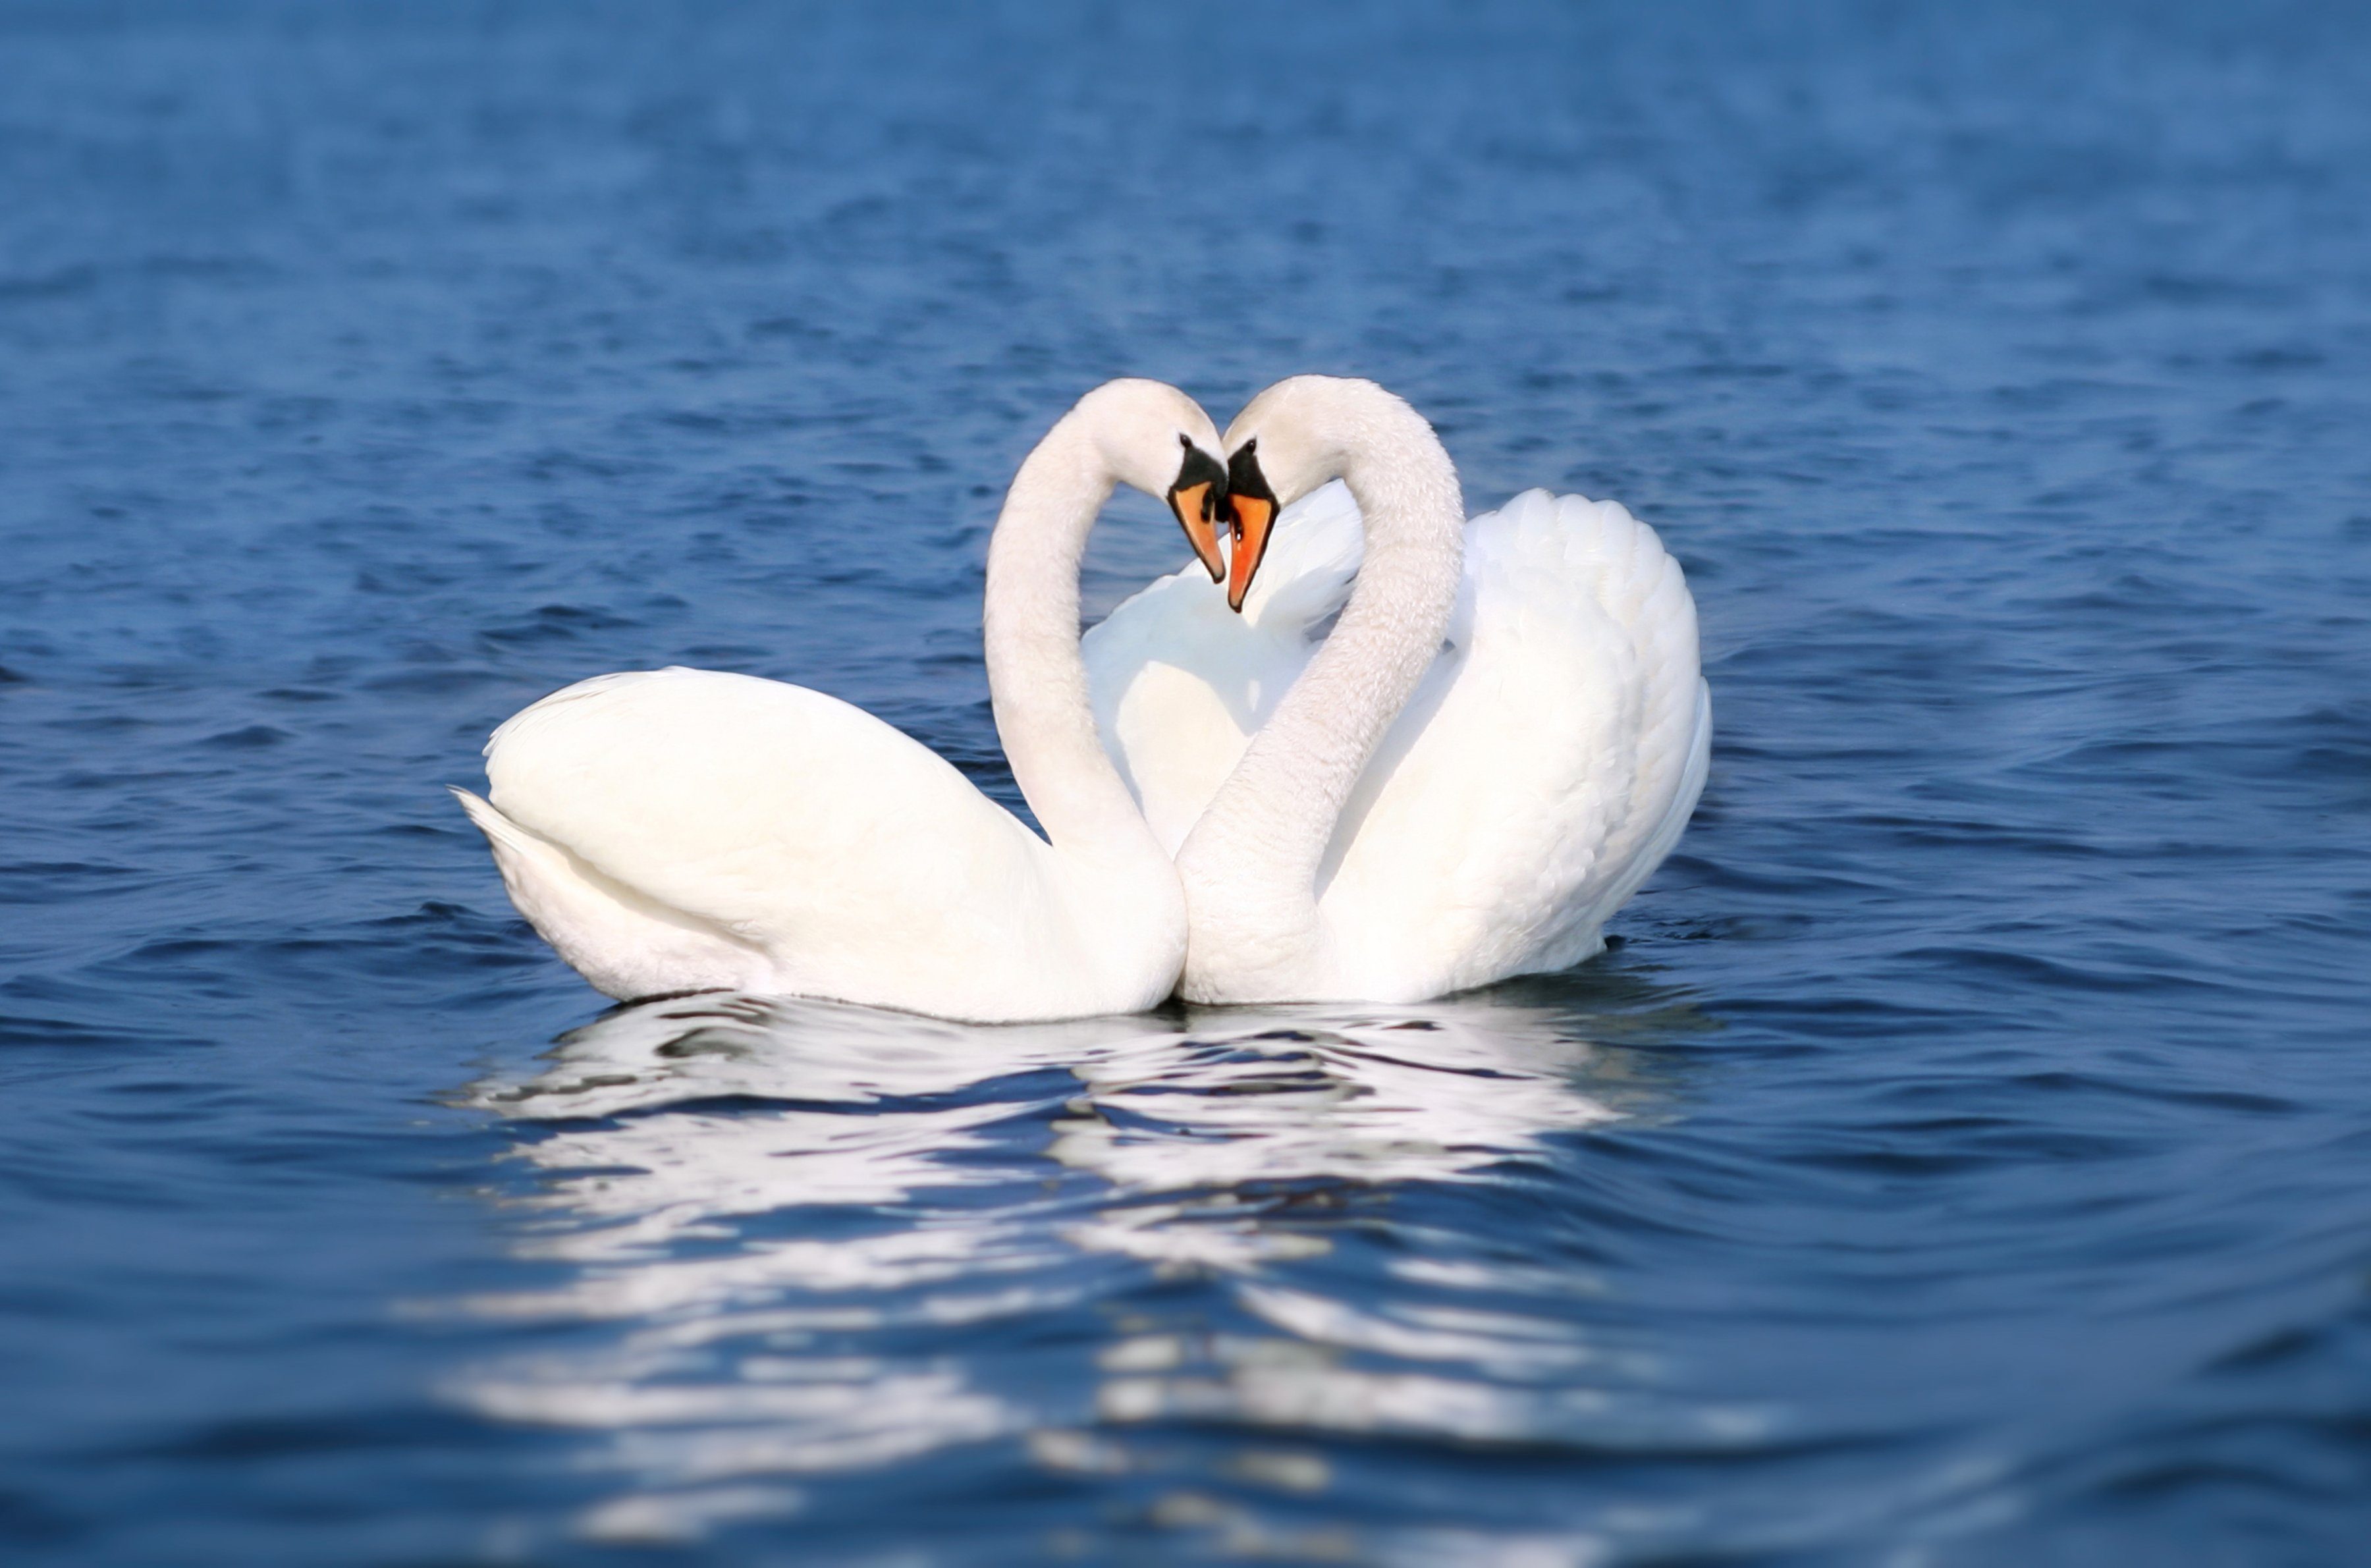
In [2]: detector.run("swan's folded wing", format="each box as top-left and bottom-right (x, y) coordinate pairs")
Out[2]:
(483, 668), (1054, 969)
(1556, 495), (1709, 928)
(1319, 490), (1706, 994)
(1083, 481), (1364, 854)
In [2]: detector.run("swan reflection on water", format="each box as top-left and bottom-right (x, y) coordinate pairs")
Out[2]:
(450, 988), (1708, 1548)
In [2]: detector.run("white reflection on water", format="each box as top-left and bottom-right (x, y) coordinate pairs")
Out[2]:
(450, 990), (1686, 1546)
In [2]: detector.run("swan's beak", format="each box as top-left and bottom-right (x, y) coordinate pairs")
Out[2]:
(1167, 446), (1228, 582)
(1223, 443), (1278, 613)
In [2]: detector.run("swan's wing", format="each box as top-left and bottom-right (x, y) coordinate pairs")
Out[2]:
(1083, 481), (1363, 855)
(1319, 491), (1707, 996)
(476, 668), (1066, 1010)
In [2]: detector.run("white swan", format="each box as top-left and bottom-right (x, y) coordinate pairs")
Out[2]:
(1087, 375), (1710, 1004)
(455, 379), (1235, 1023)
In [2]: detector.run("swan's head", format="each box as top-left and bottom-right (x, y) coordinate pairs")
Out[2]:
(1075, 378), (1230, 582)
(1218, 375), (1439, 612)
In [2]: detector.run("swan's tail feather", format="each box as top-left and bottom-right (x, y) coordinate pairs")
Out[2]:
(452, 784), (518, 847)
(450, 786), (765, 1000)
(452, 786), (568, 898)
(452, 784), (506, 843)
(452, 784), (627, 952)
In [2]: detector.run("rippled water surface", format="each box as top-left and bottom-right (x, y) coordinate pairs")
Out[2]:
(5, 1), (2370, 1562)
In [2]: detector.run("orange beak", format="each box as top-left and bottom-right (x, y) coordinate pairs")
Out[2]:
(1224, 493), (1274, 612)
(1168, 480), (1224, 581)
(1167, 441), (1230, 581)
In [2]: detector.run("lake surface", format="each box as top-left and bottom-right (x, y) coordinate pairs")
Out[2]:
(4, 1), (2369, 1562)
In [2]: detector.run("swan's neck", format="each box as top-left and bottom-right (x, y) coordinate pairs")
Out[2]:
(983, 421), (1168, 877)
(1178, 427), (1463, 977)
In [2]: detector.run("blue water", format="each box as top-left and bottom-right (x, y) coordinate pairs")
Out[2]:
(5, 1), (2369, 1561)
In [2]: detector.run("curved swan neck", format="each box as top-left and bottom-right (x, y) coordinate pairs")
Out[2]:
(983, 414), (1164, 869)
(1180, 394), (1465, 949)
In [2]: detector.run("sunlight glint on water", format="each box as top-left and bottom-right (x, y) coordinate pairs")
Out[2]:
(453, 992), (1681, 1551)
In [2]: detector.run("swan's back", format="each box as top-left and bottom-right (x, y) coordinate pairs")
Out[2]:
(1319, 489), (1708, 996)
(473, 667), (1103, 1015)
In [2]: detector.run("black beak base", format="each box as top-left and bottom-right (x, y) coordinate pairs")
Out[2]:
(1224, 441), (1276, 528)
